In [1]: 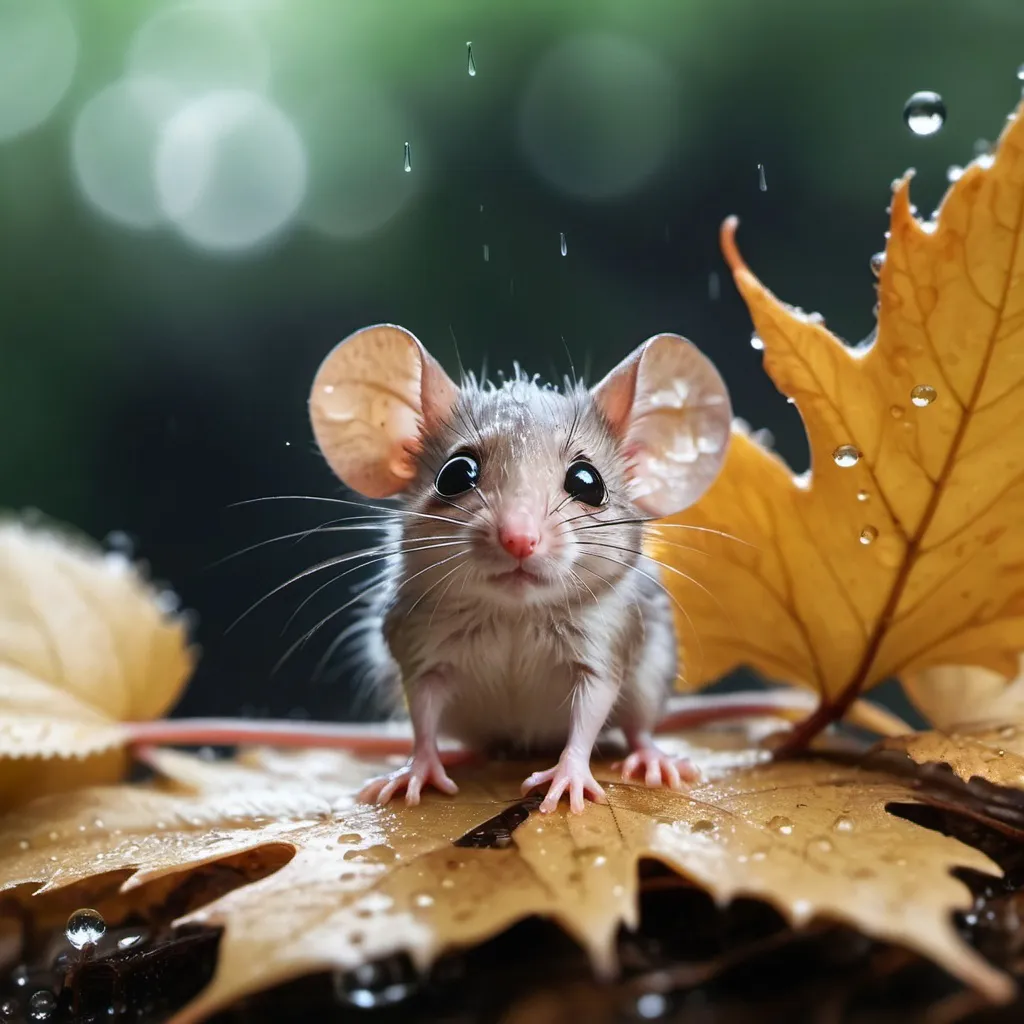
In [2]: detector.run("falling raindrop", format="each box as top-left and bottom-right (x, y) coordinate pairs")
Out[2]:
(910, 384), (937, 407)
(859, 526), (878, 546)
(832, 445), (860, 468)
(903, 91), (946, 136)
(757, 162), (767, 191)
(403, 141), (411, 173)
(482, 243), (489, 262)
(28, 991), (56, 1021)
(869, 252), (885, 277)
(857, 489), (870, 502)
(559, 231), (567, 256)
(749, 334), (764, 351)
(708, 271), (720, 301)
(832, 815), (855, 833)
(466, 41), (477, 77)
(66, 908), (106, 950)
(767, 815), (794, 835)
(946, 165), (964, 183)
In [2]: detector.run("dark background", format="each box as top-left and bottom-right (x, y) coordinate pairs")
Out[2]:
(1, 0), (1021, 722)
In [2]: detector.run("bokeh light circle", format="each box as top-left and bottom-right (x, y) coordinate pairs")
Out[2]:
(0, 0), (78, 141)
(519, 34), (676, 200)
(155, 89), (307, 252)
(72, 78), (182, 229)
(128, 3), (270, 98)
(299, 83), (417, 240)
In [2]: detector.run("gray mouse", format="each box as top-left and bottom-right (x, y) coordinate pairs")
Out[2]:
(308, 324), (732, 813)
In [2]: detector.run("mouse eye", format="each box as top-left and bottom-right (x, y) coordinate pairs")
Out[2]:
(435, 451), (480, 497)
(564, 460), (606, 507)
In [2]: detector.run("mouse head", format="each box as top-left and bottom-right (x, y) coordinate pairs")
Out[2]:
(310, 324), (732, 607)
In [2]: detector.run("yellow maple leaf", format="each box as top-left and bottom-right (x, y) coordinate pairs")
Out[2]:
(0, 738), (1011, 1021)
(0, 520), (194, 806)
(655, 99), (1024, 741)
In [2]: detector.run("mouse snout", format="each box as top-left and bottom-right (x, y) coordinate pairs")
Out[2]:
(497, 507), (541, 560)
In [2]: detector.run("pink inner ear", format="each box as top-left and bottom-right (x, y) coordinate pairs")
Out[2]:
(309, 324), (458, 499)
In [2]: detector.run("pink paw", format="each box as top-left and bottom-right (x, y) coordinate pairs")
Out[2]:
(521, 758), (606, 814)
(357, 754), (458, 807)
(617, 746), (700, 790)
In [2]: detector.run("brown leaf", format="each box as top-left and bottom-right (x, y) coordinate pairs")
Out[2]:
(0, 740), (1011, 1021)
(0, 520), (194, 804)
(653, 99), (1024, 730)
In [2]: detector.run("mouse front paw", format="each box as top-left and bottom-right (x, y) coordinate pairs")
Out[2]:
(357, 752), (459, 807)
(616, 744), (700, 790)
(521, 756), (606, 814)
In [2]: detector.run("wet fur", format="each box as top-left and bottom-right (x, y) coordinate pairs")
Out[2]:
(356, 373), (678, 754)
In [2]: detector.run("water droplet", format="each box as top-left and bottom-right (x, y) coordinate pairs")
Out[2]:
(810, 837), (833, 853)
(859, 526), (878, 546)
(440, 877), (455, 889)
(786, 396), (796, 405)
(691, 819), (716, 833)
(857, 489), (870, 502)
(403, 141), (411, 173)
(832, 815), (855, 833)
(0, 1000), (17, 1020)
(890, 404), (905, 419)
(28, 991), (56, 1021)
(412, 892), (434, 908)
(482, 243), (489, 262)
(946, 164), (964, 183)
(903, 91), (946, 136)
(1018, 63), (1024, 82)
(757, 162), (767, 191)
(117, 933), (146, 950)
(466, 41), (477, 77)
(832, 445), (860, 468)
(911, 384), (937, 407)
(767, 815), (794, 835)
(66, 908), (106, 950)
(869, 251), (885, 277)
(708, 271), (720, 301)
(559, 231), (567, 256)
(750, 334), (764, 351)
(636, 992), (669, 1019)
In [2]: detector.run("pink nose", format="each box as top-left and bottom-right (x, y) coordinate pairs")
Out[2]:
(498, 510), (540, 560)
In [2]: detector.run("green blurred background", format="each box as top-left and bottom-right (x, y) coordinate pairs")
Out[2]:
(1, 0), (1021, 720)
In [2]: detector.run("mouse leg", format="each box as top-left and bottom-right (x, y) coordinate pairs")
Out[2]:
(357, 672), (458, 807)
(521, 675), (618, 814)
(617, 719), (700, 790)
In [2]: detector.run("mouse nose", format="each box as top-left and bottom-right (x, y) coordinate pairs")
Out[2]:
(498, 509), (540, 560)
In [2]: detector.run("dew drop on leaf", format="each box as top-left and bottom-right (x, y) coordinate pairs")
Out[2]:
(859, 526), (878, 546)
(27, 991), (56, 1021)
(903, 91), (946, 136)
(832, 815), (855, 832)
(65, 908), (106, 950)
(947, 165), (964, 183)
(811, 837), (833, 853)
(869, 251), (885, 276)
(749, 334), (764, 351)
(832, 445), (860, 468)
(857, 489), (870, 502)
(911, 384), (937, 407)
(767, 815), (794, 835)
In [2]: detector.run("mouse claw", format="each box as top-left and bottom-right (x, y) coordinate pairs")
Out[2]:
(616, 745), (700, 790)
(357, 753), (458, 807)
(522, 758), (606, 814)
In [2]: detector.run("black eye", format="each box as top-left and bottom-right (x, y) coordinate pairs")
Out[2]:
(435, 452), (480, 497)
(564, 460), (606, 506)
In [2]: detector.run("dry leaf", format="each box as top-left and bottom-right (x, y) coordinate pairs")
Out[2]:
(0, 520), (194, 804)
(0, 739), (1011, 1022)
(655, 100), (1024, 729)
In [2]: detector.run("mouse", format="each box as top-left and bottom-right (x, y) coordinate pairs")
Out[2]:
(307, 323), (733, 813)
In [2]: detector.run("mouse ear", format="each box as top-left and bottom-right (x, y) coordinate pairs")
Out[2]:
(309, 324), (459, 498)
(591, 333), (732, 517)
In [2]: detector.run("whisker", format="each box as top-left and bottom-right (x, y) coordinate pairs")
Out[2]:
(403, 553), (472, 621)
(428, 561), (471, 631)
(229, 495), (465, 528)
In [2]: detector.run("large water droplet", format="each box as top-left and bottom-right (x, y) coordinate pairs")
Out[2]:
(832, 445), (860, 468)
(859, 526), (878, 546)
(559, 231), (567, 256)
(857, 489), (870, 503)
(66, 908), (106, 950)
(767, 815), (794, 835)
(466, 41), (477, 77)
(911, 384), (937, 407)
(757, 162), (767, 191)
(749, 334), (764, 351)
(832, 815), (855, 833)
(869, 251), (885, 277)
(28, 991), (56, 1021)
(403, 141), (411, 173)
(903, 91), (946, 136)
